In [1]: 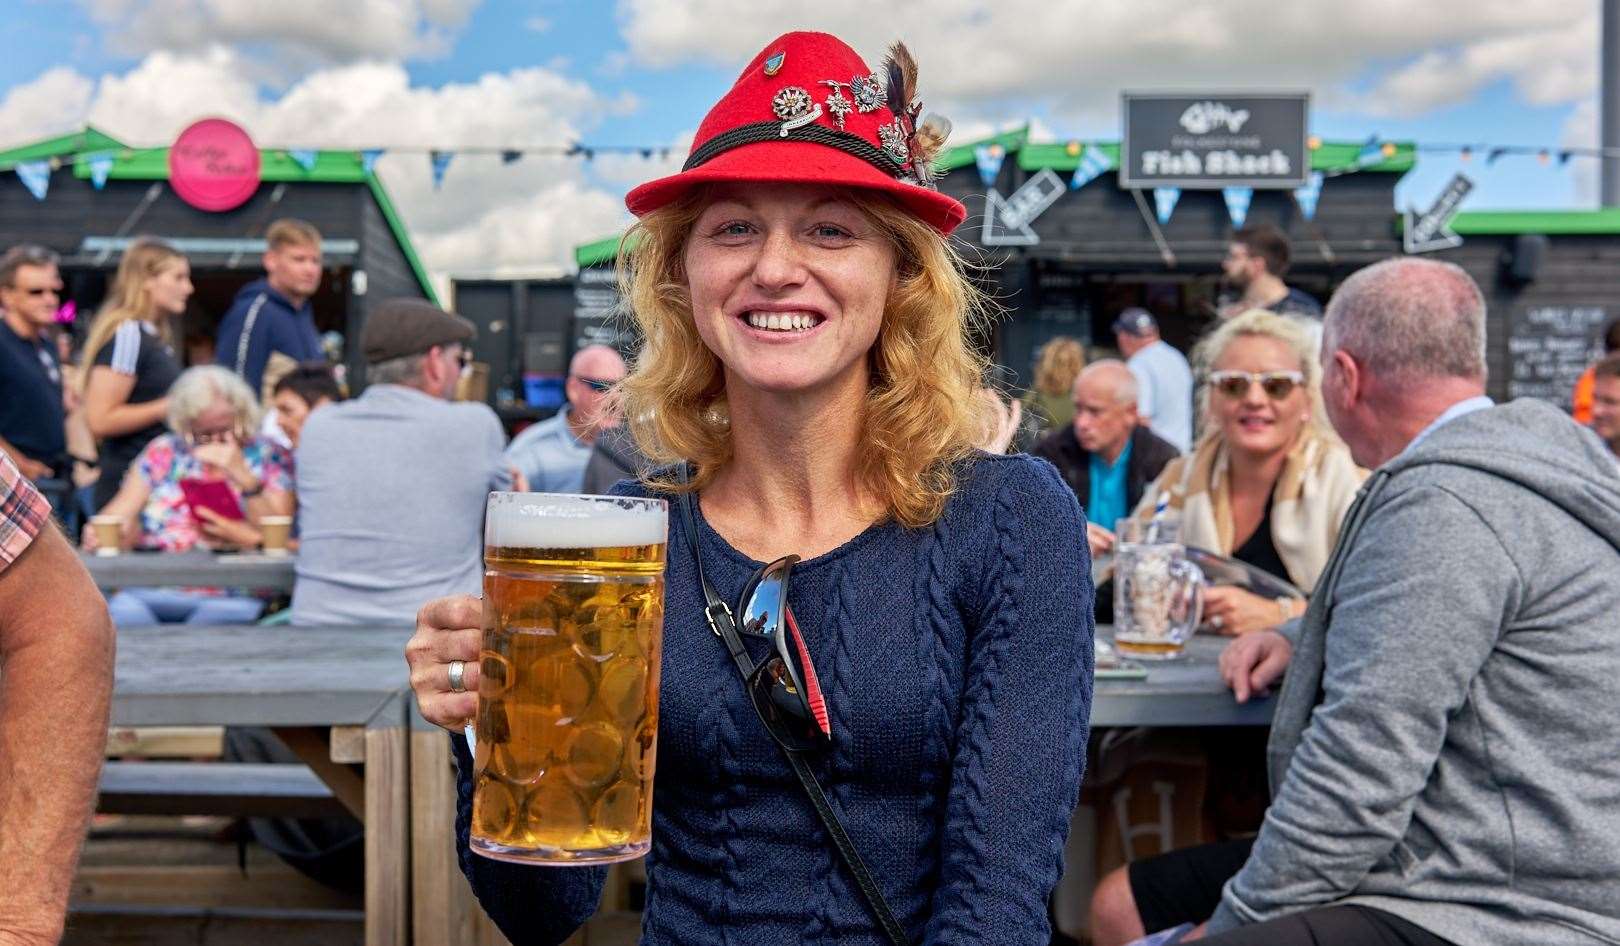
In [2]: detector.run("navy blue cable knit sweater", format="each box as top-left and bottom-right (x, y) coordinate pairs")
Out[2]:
(451, 453), (1094, 944)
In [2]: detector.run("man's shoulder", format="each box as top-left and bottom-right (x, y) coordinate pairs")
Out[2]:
(506, 412), (568, 451)
(1131, 426), (1181, 466)
(1276, 287), (1323, 316)
(1031, 425), (1080, 462)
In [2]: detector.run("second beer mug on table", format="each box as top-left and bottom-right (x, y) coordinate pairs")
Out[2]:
(472, 492), (668, 865)
(1112, 516), (1205, 660)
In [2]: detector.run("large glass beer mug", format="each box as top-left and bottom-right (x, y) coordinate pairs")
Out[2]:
(472, 493), (668, 864)
(1112, 517), (1205, 660)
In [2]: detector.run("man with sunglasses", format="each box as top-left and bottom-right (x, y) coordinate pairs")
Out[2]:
(0, 245), (67, 484)
(504, 344), (626, 494)
(1092, 258), (1620, 945)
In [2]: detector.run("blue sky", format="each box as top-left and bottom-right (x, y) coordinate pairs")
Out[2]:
(0, 0), (1602, 277)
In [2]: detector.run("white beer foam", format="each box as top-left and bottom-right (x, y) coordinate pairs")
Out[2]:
(486, 492), (667, 549)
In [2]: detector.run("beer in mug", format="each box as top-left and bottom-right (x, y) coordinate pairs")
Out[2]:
(472, 493), (668, 864)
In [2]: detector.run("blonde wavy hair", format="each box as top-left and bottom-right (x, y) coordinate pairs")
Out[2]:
(1032, 336), (1086, 397)
(616, 186), (994, 528)
(79, 237), (186, 392)
(1192, 308), (1330, 442)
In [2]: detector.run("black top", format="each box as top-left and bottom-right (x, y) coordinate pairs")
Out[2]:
(0, 320), (65, 466)
(1030, 423), (1181, 514)
(1231, 489), (1291, 588)
(91, 320), (181, 508)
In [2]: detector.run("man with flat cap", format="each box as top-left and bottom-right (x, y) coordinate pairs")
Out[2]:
(289, 298), (514, 626)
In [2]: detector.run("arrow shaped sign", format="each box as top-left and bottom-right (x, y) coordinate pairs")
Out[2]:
(1404, 173), (1473, 254)
(981, 168), (1067, 246)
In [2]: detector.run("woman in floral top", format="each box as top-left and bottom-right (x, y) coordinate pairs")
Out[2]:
(87, 366), (293, 626)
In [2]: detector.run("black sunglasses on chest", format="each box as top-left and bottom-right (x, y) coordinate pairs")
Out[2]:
(676, 475), (908, 944)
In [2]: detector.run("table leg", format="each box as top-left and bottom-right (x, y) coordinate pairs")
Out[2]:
(366, 726), (409, 946)
(272, 725), (367, 821)
(410, 729), (511, 946)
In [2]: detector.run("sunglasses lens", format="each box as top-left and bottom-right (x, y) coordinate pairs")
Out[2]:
(1214, 376), (1249, 399)
(1261, 377), (1298, 399)
(748, 657), (821, 752)
(738, 557), (793, 639)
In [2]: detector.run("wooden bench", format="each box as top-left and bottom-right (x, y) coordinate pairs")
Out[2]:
(98, 761), (349, 819)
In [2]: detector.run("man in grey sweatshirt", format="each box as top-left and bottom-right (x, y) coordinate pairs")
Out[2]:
(1091, 257), (1620, 946)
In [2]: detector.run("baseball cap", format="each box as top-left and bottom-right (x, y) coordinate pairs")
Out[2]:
(1111, 308), (1159, 337)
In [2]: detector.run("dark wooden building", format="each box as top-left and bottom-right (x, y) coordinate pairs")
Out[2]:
(574, 127), (1620, 409)
(0, 126), (435, 387)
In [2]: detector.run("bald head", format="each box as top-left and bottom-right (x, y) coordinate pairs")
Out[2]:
(570, 344), (626, 380)
(1074, 359), (1139, 407)
(1071, 359), (1140, 459)
(1323, 257), (1486, 388)
(565, 345), (627, 442)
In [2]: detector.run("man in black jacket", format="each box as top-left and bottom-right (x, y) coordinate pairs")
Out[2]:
(1032, 360), (1180, 558)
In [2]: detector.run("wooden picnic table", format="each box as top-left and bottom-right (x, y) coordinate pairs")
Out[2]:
(83, 549), (298, 592)
(111, 623), (413, 945)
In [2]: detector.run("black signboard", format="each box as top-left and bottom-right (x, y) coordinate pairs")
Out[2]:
(1508, 305), (1608, 409)
(1121, 92), (1310, 189)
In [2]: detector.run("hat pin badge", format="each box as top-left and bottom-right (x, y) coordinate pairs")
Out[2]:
(763, 51), (785, 76)
(772, 87), (822, 137)
(819, 80), (853, 130)
(850, 73), (885, 113)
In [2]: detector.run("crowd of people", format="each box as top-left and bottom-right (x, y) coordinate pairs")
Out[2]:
(3, 30), (1620, 946)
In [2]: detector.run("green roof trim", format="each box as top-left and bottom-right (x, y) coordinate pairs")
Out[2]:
(69, 146), (372, 183)
(364, 172), (440, 305)
(575, 232), (639, 269)
(935, 126), (1029, 173)
(1443, 209), (1620, 235)
(0, 126), (128, 171)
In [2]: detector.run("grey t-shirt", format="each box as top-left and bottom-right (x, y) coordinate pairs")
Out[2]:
(290, 384), (510, 627)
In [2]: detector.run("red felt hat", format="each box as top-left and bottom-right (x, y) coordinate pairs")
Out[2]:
(624, 31), (966, 235)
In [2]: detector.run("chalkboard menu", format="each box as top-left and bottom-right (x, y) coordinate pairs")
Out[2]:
(1507, 305), (1608, 409)
(574, 266), (631, 354)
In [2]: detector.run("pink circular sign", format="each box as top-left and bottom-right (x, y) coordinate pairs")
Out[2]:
(169, 118), (261, 212)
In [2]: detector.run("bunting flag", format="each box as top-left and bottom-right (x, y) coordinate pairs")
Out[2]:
(500, 150), (523, 165)
(87, 152), (115, 190)
(973, 144), (1005, 187)
(1222, 186), (1253, 228)
(288, 149), (319, 172)
(430, 150), (453, 189)
(1354, 134), (1384, 169)
(1294, 171), (1325, 221)
(1153, 186), (1181, 225)
(14, 160), (50, 201)
(1070, 143), (1112, 190)
(360, 149), (385, 175)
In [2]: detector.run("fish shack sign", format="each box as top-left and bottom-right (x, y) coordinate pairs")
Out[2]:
(1120, 92), (1310, 189)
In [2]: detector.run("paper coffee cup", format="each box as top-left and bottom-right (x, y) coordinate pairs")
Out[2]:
(90, 515), (123, 557)
(258, 516), (293, 556)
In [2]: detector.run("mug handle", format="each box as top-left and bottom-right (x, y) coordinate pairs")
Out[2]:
(1170, 558), (1206, 632)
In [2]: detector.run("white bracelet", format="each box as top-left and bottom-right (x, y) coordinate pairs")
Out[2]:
(1276, 598), (1294, 624)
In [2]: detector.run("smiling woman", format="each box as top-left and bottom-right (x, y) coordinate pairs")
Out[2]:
(1134, 309), (1365, 635)
(407, 28), (1095, 946)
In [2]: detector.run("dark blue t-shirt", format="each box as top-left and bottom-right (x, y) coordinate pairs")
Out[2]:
(0, 320), (65, 465)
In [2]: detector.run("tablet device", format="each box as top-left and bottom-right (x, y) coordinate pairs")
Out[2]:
(179, 477), (246, 522)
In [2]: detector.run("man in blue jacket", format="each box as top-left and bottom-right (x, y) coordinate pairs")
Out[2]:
(216, 218), (324, 397)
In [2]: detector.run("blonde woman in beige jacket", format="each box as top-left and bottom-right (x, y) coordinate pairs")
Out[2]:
(1134, 309), (1365, 636)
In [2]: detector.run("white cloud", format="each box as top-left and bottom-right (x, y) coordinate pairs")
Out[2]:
(5, 47), (634, 281)
(0, 68), (96, 145)
(614, 0), (1596, 125)
(1562, 98), (1599, 205)
(80, 0), (481, 66)
(525, 15), (551, 33)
